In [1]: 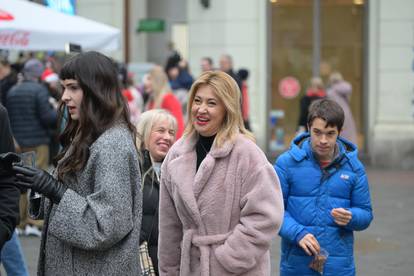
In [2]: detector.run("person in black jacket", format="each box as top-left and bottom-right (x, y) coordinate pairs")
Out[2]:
(297, 77), (326, 133)
(219, 54), (242, 90)
(6, 58), (57, 169)
(0, 58), (18, 107)
(136, 109), (177, 275)
(6, 58), (57, 234)
(0, 104), (20, 250)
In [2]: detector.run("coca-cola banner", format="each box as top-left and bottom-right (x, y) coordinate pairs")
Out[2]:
(0, 0), (120, 51)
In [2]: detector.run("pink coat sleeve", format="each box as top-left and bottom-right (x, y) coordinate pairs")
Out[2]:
(214, 163), (284, 274)
(158, 159), (183, 276)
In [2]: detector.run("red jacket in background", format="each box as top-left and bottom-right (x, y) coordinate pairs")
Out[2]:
(147, 93), (184, 138)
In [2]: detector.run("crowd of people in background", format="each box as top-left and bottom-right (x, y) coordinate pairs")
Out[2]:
(0, 47), (252, 160)
(0, 48), (371, 276)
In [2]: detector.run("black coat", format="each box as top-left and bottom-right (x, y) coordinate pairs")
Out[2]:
(0, 104), (20, 250)
(0, 70), (17, 107)
(298, 94), (325, 129)
(226, 69), (242, 91)
(6, 80), (57, 147)
(139, 150), (160, 275)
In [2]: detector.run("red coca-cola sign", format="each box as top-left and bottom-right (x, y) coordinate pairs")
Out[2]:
(0, 9), (14, 21)
(278, 76), (301, 99)
(0, 31), (30, 47)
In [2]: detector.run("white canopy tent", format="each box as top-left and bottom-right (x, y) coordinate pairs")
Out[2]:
(0, 0), (120, 51)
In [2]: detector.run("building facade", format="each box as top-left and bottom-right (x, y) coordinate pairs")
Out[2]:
(77, 0), (414, 169)
(366, 0), (414, 169)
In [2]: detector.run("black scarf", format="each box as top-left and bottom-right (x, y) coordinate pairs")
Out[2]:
(195, 134), (216, 171)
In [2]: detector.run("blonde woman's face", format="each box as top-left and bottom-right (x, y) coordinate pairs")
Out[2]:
(147, 119), (176, 162)
(191, 85), (226, 137)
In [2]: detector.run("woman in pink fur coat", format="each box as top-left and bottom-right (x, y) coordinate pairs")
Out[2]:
(158, 71), (284, 275)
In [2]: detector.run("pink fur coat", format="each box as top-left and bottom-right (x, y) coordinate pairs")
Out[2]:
(159, 134), (284, 276)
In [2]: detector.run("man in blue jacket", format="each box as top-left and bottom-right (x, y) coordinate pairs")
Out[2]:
(275, 99), (373, 276)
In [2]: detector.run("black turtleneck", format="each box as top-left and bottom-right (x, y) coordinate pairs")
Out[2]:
(195, 134), (216, 171)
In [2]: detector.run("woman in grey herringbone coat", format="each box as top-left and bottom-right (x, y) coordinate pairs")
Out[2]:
(12, 52), (142, 275)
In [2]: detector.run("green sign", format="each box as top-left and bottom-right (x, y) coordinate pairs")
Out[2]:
(137, 19), (165, 33)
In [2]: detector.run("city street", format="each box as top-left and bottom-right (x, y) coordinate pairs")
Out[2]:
(2, 168), (413, 275)
(1, 0), (412, 275)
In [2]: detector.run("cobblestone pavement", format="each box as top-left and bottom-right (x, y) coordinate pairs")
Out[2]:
(1, 168), (413, 276)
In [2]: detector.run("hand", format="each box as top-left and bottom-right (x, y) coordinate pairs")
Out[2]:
(299, 233), (320, 256)
(13, 164), (67, 204)
(0, 152), (20, 176)
(331, 208), (352, 226)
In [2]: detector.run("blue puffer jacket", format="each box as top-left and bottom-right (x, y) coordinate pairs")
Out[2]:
(274, 133), (373, 276)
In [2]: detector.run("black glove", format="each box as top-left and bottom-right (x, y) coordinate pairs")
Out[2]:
(13, 165), (67, 204)
(0, 152), (20, 176)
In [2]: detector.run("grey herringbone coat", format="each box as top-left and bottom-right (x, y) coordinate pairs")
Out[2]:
(30, 123), (142, 276)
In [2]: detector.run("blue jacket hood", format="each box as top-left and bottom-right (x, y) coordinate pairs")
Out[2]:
(288, 132), (359, 168)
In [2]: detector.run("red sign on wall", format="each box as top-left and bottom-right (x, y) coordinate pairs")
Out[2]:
(278, 76), (301, 99)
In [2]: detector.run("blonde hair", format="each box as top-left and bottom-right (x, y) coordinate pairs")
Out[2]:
(329, 71), (343, 84)
(136, 109), (178, 151)
(148, 65), (170, 108)
(310, 77), (324, 90)
(184, 71), (254, 147)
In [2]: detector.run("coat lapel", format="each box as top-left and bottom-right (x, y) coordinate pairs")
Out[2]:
(193, 154), (215, 199)
(169, 134), (237, 228)
(194, 137), (235, 199)
(170, 140), (203, 227)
